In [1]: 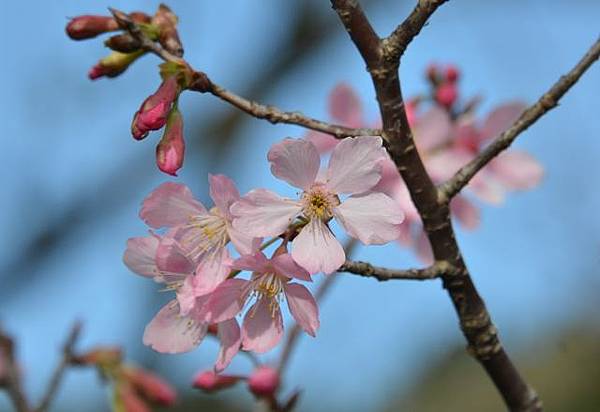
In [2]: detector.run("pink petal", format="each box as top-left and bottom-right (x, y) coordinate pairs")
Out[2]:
(271, 253), (312, 282)
(425, 148), (473, 182)
(450, 196), (480, 230)
(482, 102), (527, 141)
(156, 236), (195, 274)
(214, 319), (241, 373)
(231, 189), (302, 237)
(268, 138), (320, 190)
(334, 193), (404, 245)
(413, 106), (452, 152)
(227, 224), (261, 255)
(193, 250), (233, 295)
(241, 299), (283, 353)
(291, 219), (345, 275)
(306, 130), (339, 154)
(468, 173), (506, 205)
(176, 276), (198, 316)
(143, 301), (207, 354)
(489, 151), (543, 190)
(329, 83), (362, 125)
(123, 236), (159, 278)
(203, 279), (248, 323)
(232, 252), (270, 273)
(284, 283), (319, 337)
(209, 174), (240, 220)
(326, 136), (386, 194)
(415, 229), (434, 265)
(140, 182), (207, 229)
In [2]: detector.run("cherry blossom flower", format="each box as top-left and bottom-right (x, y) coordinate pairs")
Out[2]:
(140, 175), (259, 293)
(123, 233), (241, 372)
(204, 252), (318, 353)
(231, 136), (405, 274)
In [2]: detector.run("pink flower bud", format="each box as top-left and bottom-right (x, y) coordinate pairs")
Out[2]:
(131, 76), (180, 140)
(88, 50), (144, 81)
(247, 366), (280, 398)
(66, 15), (119, 40)
(117, 383), (152, 412)
(192, 370), (241, 392)
(445, 65), (460, 83)
(122, 366), (177, 406)
(156, 107), (185, 176)
(435, 83), (458, 109)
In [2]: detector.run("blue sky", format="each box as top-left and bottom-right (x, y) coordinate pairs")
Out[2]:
(1, 1), (599, 411)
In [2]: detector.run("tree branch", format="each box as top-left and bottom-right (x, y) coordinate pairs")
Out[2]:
(331, 1), (543, 410)
(339, 259), (456, 281)
(35, 322), (82, 412)
(383, 0), (448, 61)
(439, 37), (600, 201)
(0, 327), (31, 412)
(109, 7), (380, 139)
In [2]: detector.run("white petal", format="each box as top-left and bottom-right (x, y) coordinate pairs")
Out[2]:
(268, 138), (320, 190)
(291, 219), (345, 274)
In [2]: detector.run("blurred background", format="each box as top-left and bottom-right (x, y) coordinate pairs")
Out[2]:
(1, 0), (599, 411)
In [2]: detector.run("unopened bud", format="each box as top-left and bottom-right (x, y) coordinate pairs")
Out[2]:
(445, 65), (460, 83)
(129, 12), (152, 24)
(435, 82), (458, 109)
(247, 366), (280, 398)
(122, 366), (176, 406)
(105, 33), (142, 53)
(192, 370), (241, 392)
(72, 346), (122, 367)
(116, 383), (152, 412)
(152, 4), (183, 57)
(156, 107), (185, 176)
(66, 15), (119, 40)
(88, 50), (144, 80)
(131, 76), (180, 139)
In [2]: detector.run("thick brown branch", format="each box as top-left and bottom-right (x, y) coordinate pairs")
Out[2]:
(110, 7), (379, 139)
(331, 1), (543, 410)
(0, 328), (31, 412)
(339, 260), (455, 281)
(35, 322), (82, 412)
(439, 37), (600, 201)
(383, 0), (448, 61)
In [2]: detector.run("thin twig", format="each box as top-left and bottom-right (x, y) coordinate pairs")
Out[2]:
(0, 327), (31, 412)
(383, 0), (449, 61)
(439, 37), (600, 202)
(339, 259), (457, 281)
(35, 321), (82, 412)
(109, 7), (380, 139)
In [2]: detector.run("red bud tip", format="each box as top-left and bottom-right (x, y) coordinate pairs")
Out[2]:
(117, 383), (152, 412)
(66, 15), (119, 40)
(192, 370), (241, 392)
(445, 65), (460, 83)
(131, 76), (180, 138)
(248, 366), (280, 398)
(122, 367), (176, 406)
(435, 83), (458, 109)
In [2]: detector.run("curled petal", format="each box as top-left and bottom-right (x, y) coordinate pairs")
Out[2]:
(231, 189), (302, 237)
(143, 301), (206, 354)
(156, 236), (195, 274)
(140, 182), (206, 228)
(326, 136), (386, 194)
(284, 283), (319, 337)
(268, 138), (320, 190)
(215, 319), (241, 373)
(334, 193), (404, 245)
(241, 299), (283, 353)
(291, 219), (345, 275)
(209, 174), (240, 220)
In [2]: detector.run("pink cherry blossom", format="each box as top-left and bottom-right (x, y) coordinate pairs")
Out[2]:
(140, 175), (259, 293)
(231, 136), (405, 274)
(123, 233), (241, 371)
(204, 252), (318, 353)
(131, 76), (180, 140)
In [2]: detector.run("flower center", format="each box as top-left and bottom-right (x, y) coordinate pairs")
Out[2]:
(182, 208), (229, 260)
(301, 185), (339, 221)
(248, 272), (285, 318)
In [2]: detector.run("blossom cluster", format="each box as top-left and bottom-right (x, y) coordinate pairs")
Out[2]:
(306, 64), (543, 261)
(124, 136), (404, 379)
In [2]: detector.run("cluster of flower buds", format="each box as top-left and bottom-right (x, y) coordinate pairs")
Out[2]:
(66, 6), (192, 176)
(193, 366), (281, 400)
(426, 63), (461, 109)
(72, 346), (176, 412)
